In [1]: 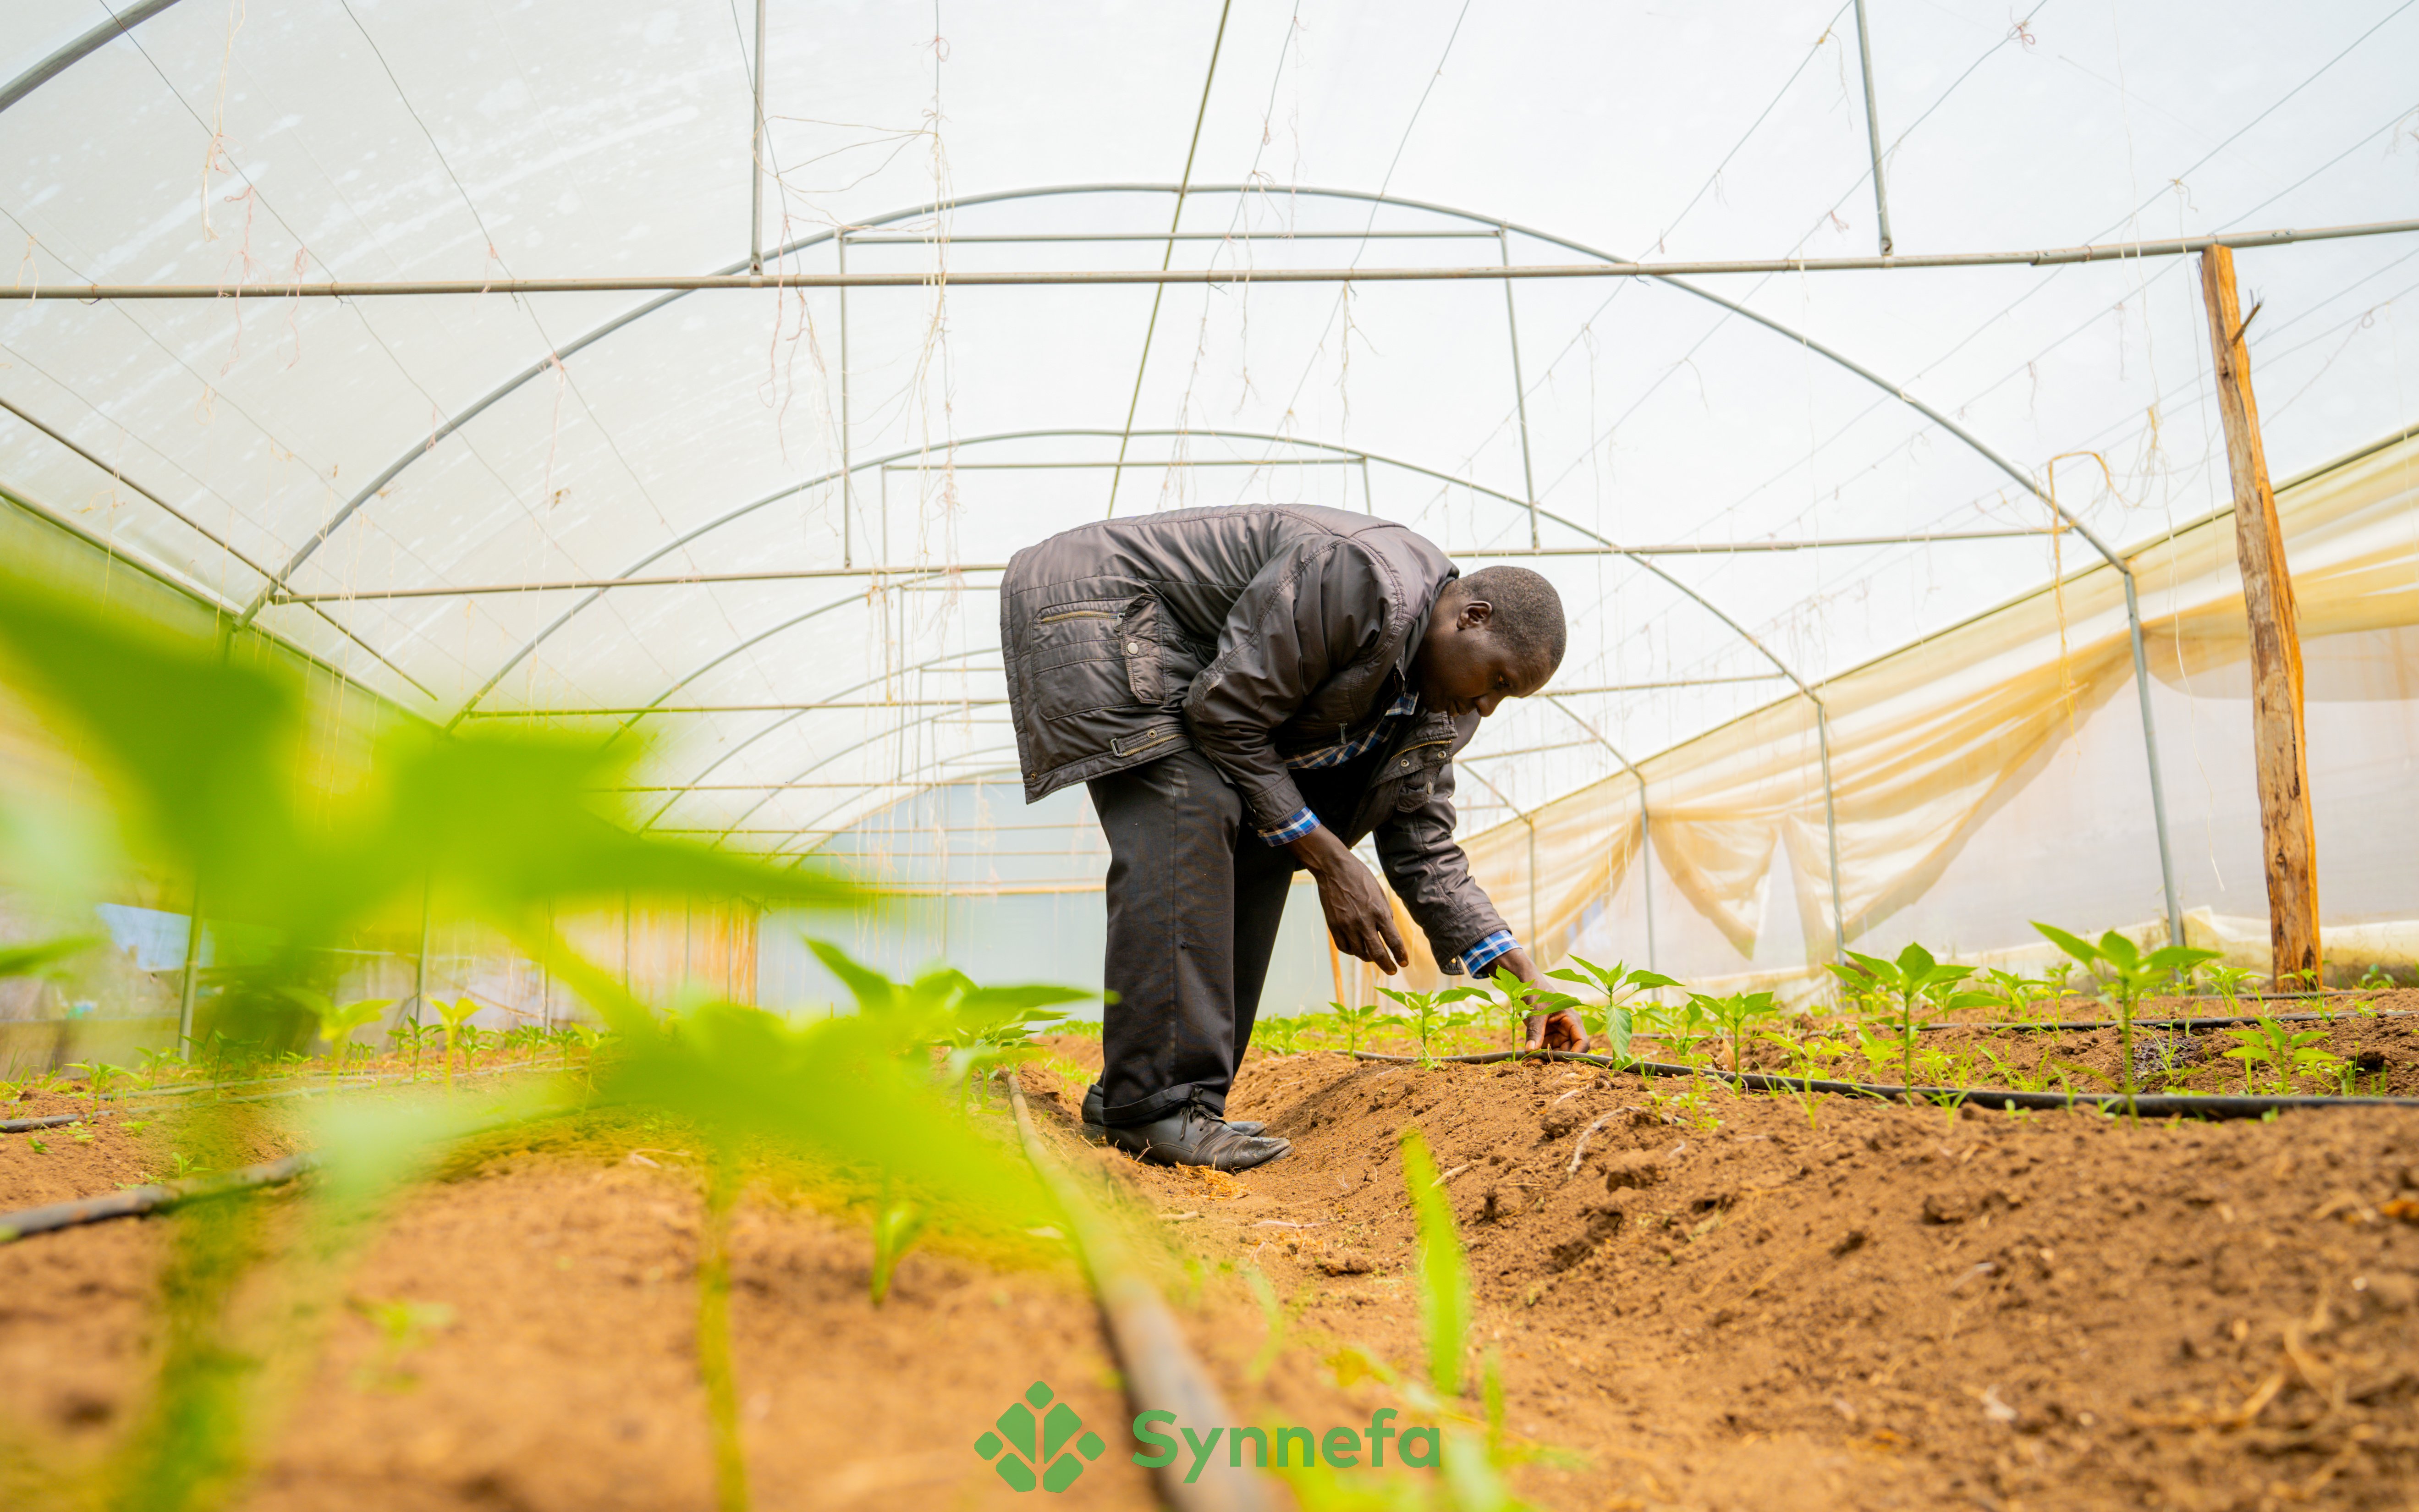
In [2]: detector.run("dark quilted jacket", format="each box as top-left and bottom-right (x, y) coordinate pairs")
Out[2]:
(1000, 504), (1510, 964)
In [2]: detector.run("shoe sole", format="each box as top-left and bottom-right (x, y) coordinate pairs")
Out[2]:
(1129, 1138), (1292, 1173)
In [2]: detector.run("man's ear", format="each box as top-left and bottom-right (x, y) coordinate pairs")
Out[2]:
(1457, 598), (1494, 632)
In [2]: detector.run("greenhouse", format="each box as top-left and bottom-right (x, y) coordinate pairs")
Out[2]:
(1, 0), (2416, 1507)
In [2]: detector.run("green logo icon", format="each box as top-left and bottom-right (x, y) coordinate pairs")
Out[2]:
(975, 1380), (1107, 1493)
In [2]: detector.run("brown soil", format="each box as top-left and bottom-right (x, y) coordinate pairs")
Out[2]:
(1025, 1040), (2419, 1511)
(4, 1038), (2417, 1511)
(0, 1107), (1152, 1511)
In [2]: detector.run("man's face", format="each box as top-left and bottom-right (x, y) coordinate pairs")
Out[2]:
(1412, 593), (1555, 718)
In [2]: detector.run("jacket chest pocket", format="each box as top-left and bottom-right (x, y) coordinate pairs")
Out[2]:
(1389, 740), (1451, 811)
(1024, 594), (1164, 717)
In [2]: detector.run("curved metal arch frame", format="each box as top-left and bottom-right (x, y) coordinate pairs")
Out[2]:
(571, 418), (1854, 947)
(766, 745), (1033, 864)
(595, 570), (959, 748)
(633, 645), (999, 831)
(185, 176), (2172, 949)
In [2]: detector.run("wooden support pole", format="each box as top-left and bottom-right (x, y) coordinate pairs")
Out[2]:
(2198, 245), (2320, 986)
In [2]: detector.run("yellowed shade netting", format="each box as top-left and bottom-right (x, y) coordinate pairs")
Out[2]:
(1438, 431), (2419, 995)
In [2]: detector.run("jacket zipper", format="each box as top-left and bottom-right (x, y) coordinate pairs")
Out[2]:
(1036, 608), (1117, 624)
(1112, 727), (1184, 758)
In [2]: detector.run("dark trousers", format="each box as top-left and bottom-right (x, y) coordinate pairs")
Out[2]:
(1086, 744), (1376, 1125)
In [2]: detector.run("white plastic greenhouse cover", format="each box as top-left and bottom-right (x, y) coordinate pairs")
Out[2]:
(4, 0), (2416, 1000)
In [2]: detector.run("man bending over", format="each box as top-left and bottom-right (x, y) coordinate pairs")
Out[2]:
(1001, 504), (1576, 1171)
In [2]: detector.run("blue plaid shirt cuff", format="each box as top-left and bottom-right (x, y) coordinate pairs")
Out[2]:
(1257, 808), (1321, 846)
(1450, 929), (1519, 978)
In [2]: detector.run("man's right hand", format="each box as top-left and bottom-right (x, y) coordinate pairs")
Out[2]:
(1286, 825), (1409, 974)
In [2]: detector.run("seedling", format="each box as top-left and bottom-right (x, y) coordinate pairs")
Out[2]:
(867, 1195), (927, 1306)
(66, 1060), (127, 1118)
(2199, 962), (2262, 1018)
(1646, 995), (1719, 1073)
(1688, 990), (1781, 1075)
(2035, 924), (2220, 1117)
(432, 998), (482, 1090)
(1257, 1016), (1307, 1056)
(1545, 956), (1678, 1066)
(27, 1137), (48, 1154)
(1829, 943), (1994, 1089)
(2219, 1017), (2340, 1095)
(304, 996), (393, 1085)
(1973, 968), (2048, 1023)
(1398, 1127), (1467, 1397)
(1377, 986), (1485, 1068)
(349, 1298), (456, 1391)
(1323, 1001), (1384, 1056)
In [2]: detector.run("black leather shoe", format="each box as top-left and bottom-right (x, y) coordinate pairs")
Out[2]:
(1082, 1083), (1264, 1139)
(1103, 1100), (1291, 1172)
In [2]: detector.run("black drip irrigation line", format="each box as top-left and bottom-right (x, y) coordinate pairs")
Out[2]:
(0, 1153), (319, 1243)
(0, 1100), (592, 1244)
(1350, 1050), (2419, 1121)
(3, 1107), (121, 1133)
(1003, 1073), (1265, 1512)
(5, 1061), (586, 1139)
(1914, 1007), (2416, 1034)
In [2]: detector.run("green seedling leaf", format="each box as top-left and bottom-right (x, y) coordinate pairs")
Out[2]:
(1398, 1127), (1468, 1399)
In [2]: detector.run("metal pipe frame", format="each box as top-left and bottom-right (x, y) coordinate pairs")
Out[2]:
(747, 0), (768, 275)
(844, 229), (1502, 243)
(16, 214), (2416, 300)
(1104, 0), (1232, 520)
(635, 648), (999, 832)
(0, 170), (2216, 946)
(881, 456), (1359, 469)
(454, 416), (1853, 902)
(0, 398), (439, 702)
(593, 574), (966, 748)
(462, 697), (1008, 718)
(264, 526), (2046, 603)
(0, 0), (188, 115)
(1850, 0), (1893, 258)
(1499, 226), (1541, 550)
(770, 754), (1035, 862)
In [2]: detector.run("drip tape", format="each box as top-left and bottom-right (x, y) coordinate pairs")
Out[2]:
(1349, 1049), (2419, 1121)
(1915, 1007), (2415, 1034)
(0, 1153), (319, 1243)
(2, 1061), (570, 1129)
(1003, 1073), (1264, 1512)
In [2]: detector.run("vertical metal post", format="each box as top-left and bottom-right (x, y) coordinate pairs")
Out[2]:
(413, 878), (432, 1027)
(2123, 571), (2188, 947)
(1812, 699), (1848, 962)
(175, 876), (201, 1057)
(1637, 779), (1658, 973)
(748, 0), (768, 274)
(1527, 819), (1540, 944)
(1358, 455), (1374, 515)
(1498, 227), (1540, 549)
(838, 231), (854, 567)
(1850, 0), (1894, 257)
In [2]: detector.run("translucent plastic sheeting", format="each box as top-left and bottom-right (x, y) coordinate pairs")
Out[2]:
(1449, 432), (2419, 996)
(0, 0), (2415, 878)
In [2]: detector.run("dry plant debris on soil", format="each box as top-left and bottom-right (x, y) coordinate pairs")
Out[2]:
(0, 1035), (2415, 1511)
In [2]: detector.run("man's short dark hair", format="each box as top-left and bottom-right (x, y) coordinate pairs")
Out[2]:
(1459, 565), (1566, 671)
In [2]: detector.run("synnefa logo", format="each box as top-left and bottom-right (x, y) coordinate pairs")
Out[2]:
(1136, 1407), (1438, 1484)
(975, 1386), (1436, 1492)
(975, 1381), (1110, 1493)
